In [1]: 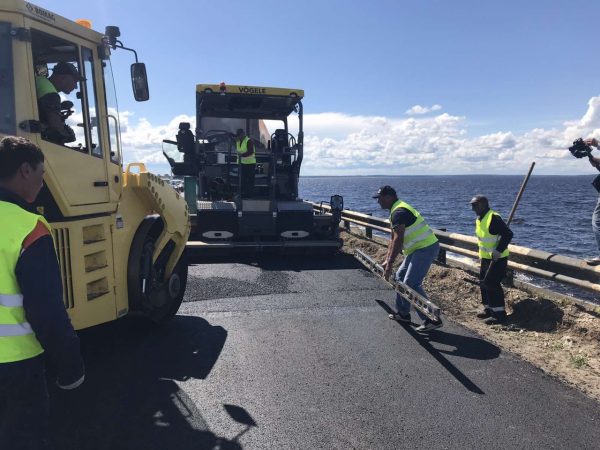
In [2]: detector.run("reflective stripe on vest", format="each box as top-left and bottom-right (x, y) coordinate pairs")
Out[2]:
(389, 200), (438, 256)
(236, 136), (256, 165)
(0, 293), (23, 307)
(0, 201), (49, 363)
(0, 323), (33, 336)
(476, 209), (510, 260)
(35, 76), (58, 99)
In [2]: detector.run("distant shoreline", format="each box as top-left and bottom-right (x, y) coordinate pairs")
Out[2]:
(301, 174), (597, 178)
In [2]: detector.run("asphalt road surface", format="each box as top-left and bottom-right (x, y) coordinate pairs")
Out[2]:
(50, 253), (600, 449)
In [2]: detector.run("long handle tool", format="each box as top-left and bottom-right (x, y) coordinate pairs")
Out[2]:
(355, 249), (441, 322)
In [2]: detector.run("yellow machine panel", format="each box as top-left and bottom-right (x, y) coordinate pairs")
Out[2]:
(197, 83), (304, 98)
(1, 1), (190, 329)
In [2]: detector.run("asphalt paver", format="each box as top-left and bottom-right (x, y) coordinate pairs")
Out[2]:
(50, 253), (600, 449)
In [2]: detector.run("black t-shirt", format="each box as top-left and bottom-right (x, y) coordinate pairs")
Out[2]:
(391, 207), (417, 230)
(37, 92), (61, 122)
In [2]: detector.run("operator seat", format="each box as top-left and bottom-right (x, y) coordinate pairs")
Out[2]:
(271, 129), (288, 154)
(169, 122), (198, 176)
(176, 122), (195, 163)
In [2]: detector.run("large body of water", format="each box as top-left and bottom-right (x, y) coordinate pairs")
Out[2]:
(299, 175), (599, 260)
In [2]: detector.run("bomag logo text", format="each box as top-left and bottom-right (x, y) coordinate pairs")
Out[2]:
(25, 3), (56, 22)
(237, 87), (266, 95)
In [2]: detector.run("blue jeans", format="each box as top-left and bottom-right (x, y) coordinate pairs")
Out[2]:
(593, 196), (600, 254)
(395, 241), (440, 322)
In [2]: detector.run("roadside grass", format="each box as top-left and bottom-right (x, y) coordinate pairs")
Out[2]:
(570, 353), (588, 369)
(550, 342), (564, 351)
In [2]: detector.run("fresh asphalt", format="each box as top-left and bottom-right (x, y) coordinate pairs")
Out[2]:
(49, 253), (600, 450)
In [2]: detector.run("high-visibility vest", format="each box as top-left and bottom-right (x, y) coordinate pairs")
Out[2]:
(389, 200), (438, 256)
(35, 76), (57, 99)
(0, 201), (50, 363)
(235, 137), (256, 165)
(476, 209), (510, 260)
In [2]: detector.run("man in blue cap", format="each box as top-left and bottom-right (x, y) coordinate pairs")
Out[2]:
(35, 62), (82, 144)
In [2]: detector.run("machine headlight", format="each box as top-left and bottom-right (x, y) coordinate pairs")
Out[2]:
(330, 195), (344, 211)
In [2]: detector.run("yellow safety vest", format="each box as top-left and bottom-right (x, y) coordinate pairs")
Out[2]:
(0, 201), (50, 363)
(476, 209), (510, 260)
(389, 200), (438, 256)
(236, 137), (256, 165)
(35, 75), (57, 99)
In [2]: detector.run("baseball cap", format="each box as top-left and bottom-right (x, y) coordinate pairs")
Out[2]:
(469, 194), (488, 204)
(52, 62), (82, 80)
(372, 185), (397, 198)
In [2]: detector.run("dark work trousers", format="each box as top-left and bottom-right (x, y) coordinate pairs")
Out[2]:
(479, 257), (508, 317)
(0, 355), (51, 450)
(240, 163), (255, 198)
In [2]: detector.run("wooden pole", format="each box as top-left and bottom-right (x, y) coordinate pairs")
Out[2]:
(484, 161), (535, 279)
(506, 161), (536, 227)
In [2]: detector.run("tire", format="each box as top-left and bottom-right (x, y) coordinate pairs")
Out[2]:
(149, 252), (188, 324)
(127, 217), (188, 324)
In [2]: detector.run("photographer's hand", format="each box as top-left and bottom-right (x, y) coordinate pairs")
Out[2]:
(590, 156), (600, 169)
(585, 138), (599, 148)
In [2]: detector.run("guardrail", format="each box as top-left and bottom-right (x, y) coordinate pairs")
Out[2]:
(309, 202), (600, 296)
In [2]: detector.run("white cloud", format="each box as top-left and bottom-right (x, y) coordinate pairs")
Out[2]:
(405, 104), (443, 116)
(116, 96), (600, 176)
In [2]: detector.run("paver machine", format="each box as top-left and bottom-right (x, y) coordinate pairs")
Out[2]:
(163, 83), (343, 255)
(0, 1), (190, 327)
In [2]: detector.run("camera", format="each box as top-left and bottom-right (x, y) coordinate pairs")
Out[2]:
(568, 138), (600, 192)
(568, 138), (593, 159)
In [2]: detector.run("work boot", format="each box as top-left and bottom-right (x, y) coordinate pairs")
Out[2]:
(586, 256), (600, 266)
(415, 319), (443, 332)
(484, 314), (507, 325)
(389, 313), (411, 323)
(476, 309), (492, 319)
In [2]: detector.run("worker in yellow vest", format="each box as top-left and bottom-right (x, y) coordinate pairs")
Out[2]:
(470, 195), (513, 325)
(0, 137), (84, 448)
(374, 185), (443, 332)
(235, 128), (256, 198)
(35, 62), (81, 144)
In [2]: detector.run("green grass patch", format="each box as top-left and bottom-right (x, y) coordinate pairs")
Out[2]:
(550, 342), (564, 351)
(570, 354), (588, 369)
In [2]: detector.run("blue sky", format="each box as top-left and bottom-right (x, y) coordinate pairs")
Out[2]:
(33, 0), (600, 175)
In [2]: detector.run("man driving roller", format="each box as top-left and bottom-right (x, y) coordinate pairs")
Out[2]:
(35, 62), (81, 144)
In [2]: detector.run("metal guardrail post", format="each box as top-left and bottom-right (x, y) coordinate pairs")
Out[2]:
(365, 213), (373, 238)
(437, 228), (447, 264)
(344, 219), (350, 231)
(504, 269), (515, 287)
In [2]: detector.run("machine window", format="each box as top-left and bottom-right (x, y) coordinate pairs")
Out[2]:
(30, 30), (87, 152)
(102, 59), (119, 164)
(0, 22), (16, 135)
(82, 47), (102, 158)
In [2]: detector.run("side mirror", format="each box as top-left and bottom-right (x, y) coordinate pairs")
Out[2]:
(131, 62), (149, 101)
